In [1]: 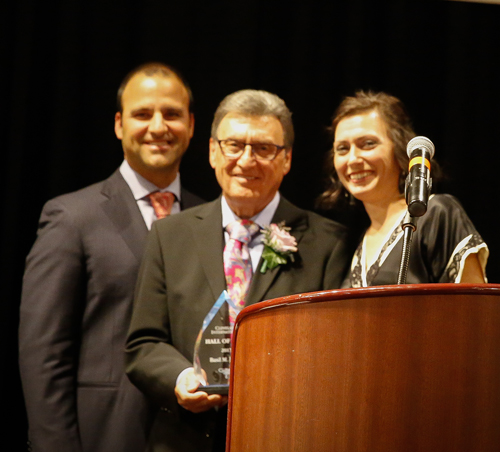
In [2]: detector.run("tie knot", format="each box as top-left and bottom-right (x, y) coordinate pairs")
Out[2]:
(226, 220), (260, 244)
(149, 191), (176, 219)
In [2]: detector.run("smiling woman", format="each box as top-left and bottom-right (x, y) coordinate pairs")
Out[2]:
(318, 91), (489, 287)
(333, 110), (402, 207)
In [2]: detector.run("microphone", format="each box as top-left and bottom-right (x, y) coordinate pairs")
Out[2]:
(405, 136), (435, 217)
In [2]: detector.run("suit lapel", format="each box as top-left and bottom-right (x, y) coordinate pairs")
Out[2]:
(246, 260), (281, 306)
(246, 196), (309, 306)
(190, 199), (227, 302)
(100, 170), (148, 262)
(187, 196), (309, 306)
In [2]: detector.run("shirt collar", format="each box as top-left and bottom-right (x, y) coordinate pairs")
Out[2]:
(221, 192), (280, 229)
(119, 160), (181, 201)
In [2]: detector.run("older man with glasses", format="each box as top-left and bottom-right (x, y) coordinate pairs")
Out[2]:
(125, 89), (350, 452)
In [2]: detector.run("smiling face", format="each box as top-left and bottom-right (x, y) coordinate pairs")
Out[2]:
(114, 72), (194, 187)
(333, 110), (401, 206)
(209, 113), (292, 218)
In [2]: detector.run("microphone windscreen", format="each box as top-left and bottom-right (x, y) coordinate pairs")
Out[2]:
(406, 136), (435, 159)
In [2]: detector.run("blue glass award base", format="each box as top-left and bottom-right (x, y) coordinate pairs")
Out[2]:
(193, 291), (232, 395)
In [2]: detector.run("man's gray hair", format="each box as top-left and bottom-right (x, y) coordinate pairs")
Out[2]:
(211, 89), (294, 147)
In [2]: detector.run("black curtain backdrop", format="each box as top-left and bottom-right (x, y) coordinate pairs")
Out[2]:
(3, 1), (499, 449)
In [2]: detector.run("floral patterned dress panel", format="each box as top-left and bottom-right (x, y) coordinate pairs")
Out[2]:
(346, 194), (489, 287)
(350, 213), (406, 288)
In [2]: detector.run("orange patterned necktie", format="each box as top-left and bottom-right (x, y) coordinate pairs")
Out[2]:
(148, 191), (176, 219)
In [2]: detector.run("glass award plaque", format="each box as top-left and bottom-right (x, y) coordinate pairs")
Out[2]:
(193, 290), (233, 395)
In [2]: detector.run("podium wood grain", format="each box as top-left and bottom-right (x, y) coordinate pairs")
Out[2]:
(227, 284), (500, 452)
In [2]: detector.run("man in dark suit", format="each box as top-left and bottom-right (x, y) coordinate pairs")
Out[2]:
(125, 89), (350, 452)
(19, 62), (203, 452)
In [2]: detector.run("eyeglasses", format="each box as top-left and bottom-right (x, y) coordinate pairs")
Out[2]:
(217, 139), (286, 161)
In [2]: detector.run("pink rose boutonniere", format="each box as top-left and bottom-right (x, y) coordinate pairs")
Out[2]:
(260, 222), (298, 273)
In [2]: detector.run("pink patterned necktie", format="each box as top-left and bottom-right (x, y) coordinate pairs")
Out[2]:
(224, 220), (260, 325)
(148, 191), (176, 219)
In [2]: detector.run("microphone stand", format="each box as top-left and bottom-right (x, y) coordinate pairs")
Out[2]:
(398, 135), (434, 285)
(397, 212), (418, 285)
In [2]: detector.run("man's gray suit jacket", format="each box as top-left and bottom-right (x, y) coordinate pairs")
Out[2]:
(125, 196), (350, 452)
(19, 169), (203, 452)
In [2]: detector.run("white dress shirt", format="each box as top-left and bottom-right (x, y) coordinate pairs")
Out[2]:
(221, 192), (280, 273)
(119, 160), (181, 230)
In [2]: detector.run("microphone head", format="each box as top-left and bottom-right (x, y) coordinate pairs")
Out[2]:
(406, 136), (435, 159)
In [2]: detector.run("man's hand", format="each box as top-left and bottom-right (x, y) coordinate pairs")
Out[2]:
(174, 368), (228, 413)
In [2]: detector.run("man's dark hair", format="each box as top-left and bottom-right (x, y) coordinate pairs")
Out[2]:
(116, 62), (194, 113)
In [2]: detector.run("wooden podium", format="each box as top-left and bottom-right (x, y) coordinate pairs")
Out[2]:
(226, 284), (500, 452)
